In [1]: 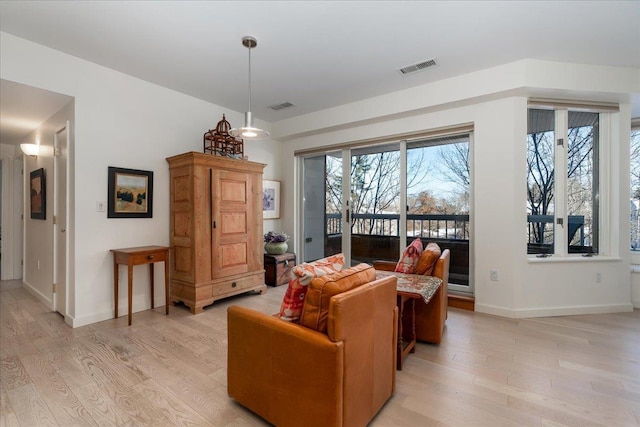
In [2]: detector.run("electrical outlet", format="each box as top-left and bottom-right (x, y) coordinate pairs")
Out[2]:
(596, 272), (602, 283)
(37, 259), (40, 270)
(490, 270), (499, 281)
(96, 201), (105, 212)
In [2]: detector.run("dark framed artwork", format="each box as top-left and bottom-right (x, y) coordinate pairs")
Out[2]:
(107, 167), (153, 218)
(30, 168), (46, 220)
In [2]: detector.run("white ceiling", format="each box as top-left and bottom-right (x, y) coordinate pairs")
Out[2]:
(0, 80), (73, 145)
(1, 1), (639, 145)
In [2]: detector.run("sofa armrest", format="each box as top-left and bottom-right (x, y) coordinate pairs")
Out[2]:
(372, 260), (396, 271)
(227, 306), (344, 427)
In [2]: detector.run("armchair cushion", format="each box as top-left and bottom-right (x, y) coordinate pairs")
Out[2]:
(300, 263), (376, 333)
(414, 242), (442, 275)
(394, 237), (423, 273)
(279, 253), (345, 322)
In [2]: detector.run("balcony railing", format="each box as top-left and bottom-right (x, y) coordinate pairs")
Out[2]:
(323, 212), (589, 285)
(326, 213), (470, 239)
(325, 212), (470, 285)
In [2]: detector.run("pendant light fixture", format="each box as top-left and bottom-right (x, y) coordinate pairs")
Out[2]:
(230, 36), (270, 140)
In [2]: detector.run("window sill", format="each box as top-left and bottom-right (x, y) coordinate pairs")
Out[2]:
(527, 256), (622, 264)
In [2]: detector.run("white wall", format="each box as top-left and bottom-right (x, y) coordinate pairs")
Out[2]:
(280, 61), (638, 318)
(0, 143), (22, 280)
(1, 32), (282, 327)
(633, 268), (640, 308)
(18, 100), (73, 313)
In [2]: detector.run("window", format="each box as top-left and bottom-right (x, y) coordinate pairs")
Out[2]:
(527, 108), (603, 256)
(631, 125), (640, 251)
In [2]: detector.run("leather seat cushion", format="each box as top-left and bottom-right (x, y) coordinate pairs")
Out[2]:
(300, 263), (376, 333)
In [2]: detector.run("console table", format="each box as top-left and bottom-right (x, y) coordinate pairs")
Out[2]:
(375, 270), (442, 369)
(111, 246), (170, 325)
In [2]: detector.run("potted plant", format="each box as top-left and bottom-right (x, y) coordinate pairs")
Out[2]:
(264, 231), (289, 255)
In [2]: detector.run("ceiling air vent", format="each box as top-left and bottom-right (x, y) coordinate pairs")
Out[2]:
(397, 58), (438, 75)
(268, 102), (295, 111)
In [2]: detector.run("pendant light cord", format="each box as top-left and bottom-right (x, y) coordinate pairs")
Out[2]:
(247, 42), (252, 115)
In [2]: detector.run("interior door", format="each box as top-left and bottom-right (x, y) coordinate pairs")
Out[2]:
(53, 123), (68, 316)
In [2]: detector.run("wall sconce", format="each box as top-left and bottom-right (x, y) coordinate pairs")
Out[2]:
(20, 143), (40, 157)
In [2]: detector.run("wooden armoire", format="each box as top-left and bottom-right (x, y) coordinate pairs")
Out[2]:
(166, 152), (266, 314)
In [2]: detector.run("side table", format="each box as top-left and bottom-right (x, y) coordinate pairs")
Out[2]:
(264, 252), (296, 286)
(111, 245), (170, 326)
(375, 270), (442, 369)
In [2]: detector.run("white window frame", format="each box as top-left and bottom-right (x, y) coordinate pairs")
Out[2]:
(631, 119), (640, 263)
(527, 102), (614, 260)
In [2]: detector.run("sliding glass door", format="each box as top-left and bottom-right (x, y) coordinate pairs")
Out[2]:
(302, 152), (342, 262)
(406, 134), (471, 291)
(349, 144), (401, 265)
(300, 133), (472, 294)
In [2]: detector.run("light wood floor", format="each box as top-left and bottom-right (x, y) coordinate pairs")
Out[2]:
(1, 279), (638, 427)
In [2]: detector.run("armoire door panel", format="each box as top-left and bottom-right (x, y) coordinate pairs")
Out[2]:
(220, 212), (247, 235)
(220, 242), (247, 263)
(220, 179), (247, 203)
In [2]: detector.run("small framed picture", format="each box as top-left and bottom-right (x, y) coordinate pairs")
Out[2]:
(262, 180), (280, 219)
(107, 167), (153, 218)
(30, 168), (46, 220)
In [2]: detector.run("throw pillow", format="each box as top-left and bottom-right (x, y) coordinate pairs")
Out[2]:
(278, 253), (345, 322)
(299, 263), (376, 333)
(414, 242), (442, 276)
(394, 238), (423, 274)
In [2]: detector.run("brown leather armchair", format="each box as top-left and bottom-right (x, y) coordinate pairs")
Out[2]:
(227, 266), (398, 427)
(373, 249), (450, 344)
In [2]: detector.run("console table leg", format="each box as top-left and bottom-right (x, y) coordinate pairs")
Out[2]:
(128, 263), (133, 326)
(164, 259), (170, 315)
(113, 262), (118, 319)
(149, 263), (155, 309)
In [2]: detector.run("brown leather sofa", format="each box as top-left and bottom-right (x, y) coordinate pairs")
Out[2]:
(373, 249), (450, 344)
(227, 264), (398, 427)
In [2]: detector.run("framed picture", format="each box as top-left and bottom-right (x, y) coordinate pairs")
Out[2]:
(262, 180), (280, 219)
(30, 168), (46, 220)
(107, 167), (153, 218)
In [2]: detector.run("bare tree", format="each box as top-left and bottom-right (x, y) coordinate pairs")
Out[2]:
(436, 142), (470, 213)
(438, 142), (470, 188)
(631, 130), (640, 248)
(325, 148), (430, 234)
(631, 130), (640, 199)
(526, 118), (596, 247)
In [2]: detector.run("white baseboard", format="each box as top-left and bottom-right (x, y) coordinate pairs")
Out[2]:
(475, 303), (634, 318)
(70, 299), (166, 328)
(22, 280), (53, 311)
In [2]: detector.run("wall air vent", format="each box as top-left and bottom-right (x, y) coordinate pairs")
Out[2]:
(268, 102), (295, 111)
(397, 58), (438, 75)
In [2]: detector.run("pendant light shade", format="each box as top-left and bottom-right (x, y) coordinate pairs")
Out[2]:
(230, 36), (270, 140)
